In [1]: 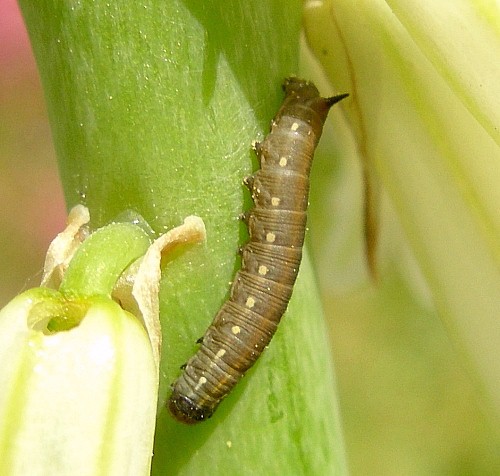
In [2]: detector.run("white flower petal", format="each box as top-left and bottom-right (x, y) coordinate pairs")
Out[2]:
(0, 292), (157, 476)
(304, 0), (500, 414)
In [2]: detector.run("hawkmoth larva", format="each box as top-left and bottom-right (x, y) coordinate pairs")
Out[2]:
(168, 77), (348, 424)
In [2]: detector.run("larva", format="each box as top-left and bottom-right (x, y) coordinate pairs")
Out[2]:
(169, 77), (348, 424)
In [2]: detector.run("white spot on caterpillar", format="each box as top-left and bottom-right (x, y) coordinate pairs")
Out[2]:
(258, 265), (268, 276)
(194, 376), (207, 390)
(232, 325), (241, 335)
(279, 157), (287, 167)
(210, 349), (226, 369)
(291, 122), (299, 131)
(266, 232), (276, 243)
(271, 197), (280, 206)
(210, 348), (227, 368)
(245, 296), (256, 308)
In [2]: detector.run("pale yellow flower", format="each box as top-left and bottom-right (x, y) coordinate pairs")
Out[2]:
(0, 208), (206, 475)
(304, 0), (500, 416)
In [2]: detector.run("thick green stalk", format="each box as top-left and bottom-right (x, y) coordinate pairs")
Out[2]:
(19, 1), (347, 473)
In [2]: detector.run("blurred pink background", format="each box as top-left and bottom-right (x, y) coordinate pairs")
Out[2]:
(0, 0), (66, 307)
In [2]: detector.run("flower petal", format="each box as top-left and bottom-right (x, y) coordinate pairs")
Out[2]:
(304, 0), (500, 414)
(0, 292), (157, 476)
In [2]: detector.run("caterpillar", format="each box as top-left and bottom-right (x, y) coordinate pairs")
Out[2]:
(169, 77), (348, 424)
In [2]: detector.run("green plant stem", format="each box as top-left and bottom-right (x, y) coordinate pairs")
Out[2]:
(19, 1), (347, 473)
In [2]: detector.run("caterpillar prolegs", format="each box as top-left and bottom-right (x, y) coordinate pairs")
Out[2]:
(169, 77), (348, 424)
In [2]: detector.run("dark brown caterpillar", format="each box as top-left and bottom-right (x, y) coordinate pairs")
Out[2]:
(169, 77), (348, 424)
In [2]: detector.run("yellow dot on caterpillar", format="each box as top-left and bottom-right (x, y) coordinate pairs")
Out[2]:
(245, 296), (256, 308)
(194, 376), (207, 390)
(271, 196), (280, 206)
(266, 232), (276, 243)
(279, 157), (287, 167)
(291, 122), (299, 131)
(210, 348), (227, 368)
(226, 440), (232, 449)
(258, 265), (268, 276)
(232, 325), (241, 335)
